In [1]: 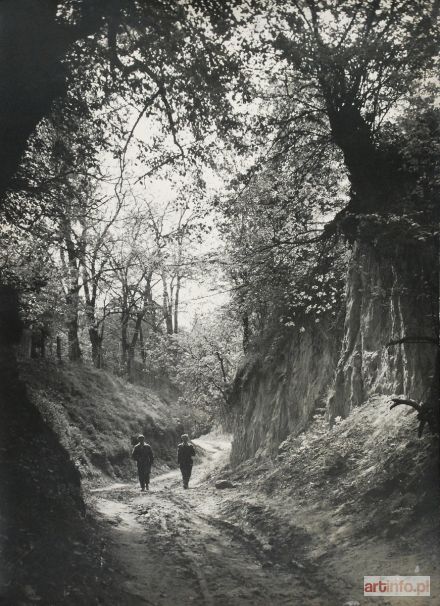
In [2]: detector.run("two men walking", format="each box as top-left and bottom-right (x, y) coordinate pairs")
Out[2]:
(132, 433), (196, 491)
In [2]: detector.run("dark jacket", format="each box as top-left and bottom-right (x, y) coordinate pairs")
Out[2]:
(132, 443), (154, 467)
(177, 443), (195, 466)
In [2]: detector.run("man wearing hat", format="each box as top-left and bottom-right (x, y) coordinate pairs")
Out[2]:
(177, 434), (196, 489)
(132, 435), (154, 491)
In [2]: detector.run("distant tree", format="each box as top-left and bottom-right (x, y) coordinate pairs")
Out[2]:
(102, 178), (211, 378)
(105, 207), (159, 378)
(18, 102), (112, 362)
(170, 310), (242, 423)
(0, 0), (245, 368)
(145, 184), (211, 335)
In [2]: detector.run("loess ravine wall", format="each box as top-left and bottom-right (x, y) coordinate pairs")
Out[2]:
(231, 240), (438, 463)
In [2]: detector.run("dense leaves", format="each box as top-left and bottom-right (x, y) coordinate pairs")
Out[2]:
(0, 0), (438, 423)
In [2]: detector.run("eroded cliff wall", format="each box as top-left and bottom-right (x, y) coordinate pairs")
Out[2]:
(329, 240), (437, 420)
(231, 239), (438, 464)
(230, 320), (341, 463)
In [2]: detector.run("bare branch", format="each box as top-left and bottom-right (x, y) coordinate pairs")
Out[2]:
(390, 398), (421, 412)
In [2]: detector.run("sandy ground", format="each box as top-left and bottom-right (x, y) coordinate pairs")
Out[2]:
(90, 428), (438, 606)
(90, 434), (345, 606)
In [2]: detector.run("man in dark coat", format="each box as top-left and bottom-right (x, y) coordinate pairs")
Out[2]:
(177, 434), (196, 489)
(132, 435), (154, 491)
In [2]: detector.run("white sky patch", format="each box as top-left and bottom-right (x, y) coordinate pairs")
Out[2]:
(90, 118), (231, 329)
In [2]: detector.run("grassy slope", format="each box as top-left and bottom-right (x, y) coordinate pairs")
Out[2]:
(1, 358), (193, 604)
(219, 396), (439, 605)
(0, 353), (133, 605)
(19, 360), (183, 483)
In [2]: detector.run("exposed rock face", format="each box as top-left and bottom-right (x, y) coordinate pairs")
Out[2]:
(328, 241), (437, 421)
(230, 240), (438, 464)
(230, 321), (340, 464)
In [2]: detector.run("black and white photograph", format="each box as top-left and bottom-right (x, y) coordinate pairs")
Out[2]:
(0, 1), (439, 604)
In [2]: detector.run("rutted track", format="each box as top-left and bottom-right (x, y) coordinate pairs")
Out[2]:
(91, 435), (340, 606)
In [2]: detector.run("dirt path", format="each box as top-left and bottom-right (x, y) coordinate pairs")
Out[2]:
(91, 434), (341, 606)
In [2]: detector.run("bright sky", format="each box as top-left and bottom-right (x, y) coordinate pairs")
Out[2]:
(145, 174), (230, 329)
(92, 22), (271, 331)
(96, 132), (232, 330)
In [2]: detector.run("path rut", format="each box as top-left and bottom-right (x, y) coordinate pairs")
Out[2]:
(91, 434), (340, 606)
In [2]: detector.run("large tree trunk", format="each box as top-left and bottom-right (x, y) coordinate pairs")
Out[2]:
(0, 8), (105, 597)
(0, 2), (69, 372)
(64, 259), (82, 363)
(0, 1), (69, 202)
(322, 83), (414, 219)
(320, 67), (439, 424)
(0, 0), (108, 366)
(0, 1), (112, 200)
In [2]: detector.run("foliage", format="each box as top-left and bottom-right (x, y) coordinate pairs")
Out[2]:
(214, 0), (439, 353)
(172, 310), (243, 419)
(1, 0), (439, 430)
(0, 0), (246, 375)
(218, 141), (348, 348)
(0, 226), (65, 333)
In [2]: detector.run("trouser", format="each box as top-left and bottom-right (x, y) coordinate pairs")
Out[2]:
(180, 463), (193, 487)
(137, 463), (151, 489)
